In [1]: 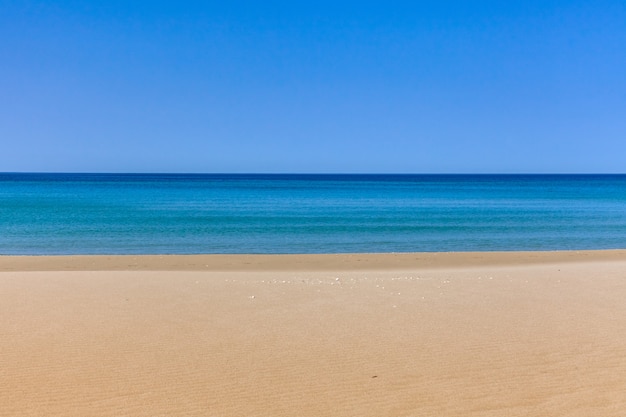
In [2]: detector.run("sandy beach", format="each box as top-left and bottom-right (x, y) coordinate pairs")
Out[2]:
(2, 250), (626, 416)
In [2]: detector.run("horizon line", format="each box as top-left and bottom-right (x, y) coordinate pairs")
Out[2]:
(1, 171), (626, 176)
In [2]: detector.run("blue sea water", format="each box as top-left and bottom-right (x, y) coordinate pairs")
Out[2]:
(1, 173), (625, 255)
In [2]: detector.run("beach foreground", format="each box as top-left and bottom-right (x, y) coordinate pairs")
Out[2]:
(2, 250), (626, 416)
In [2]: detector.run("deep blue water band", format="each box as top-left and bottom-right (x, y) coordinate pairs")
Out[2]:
(1, 174), (625, 255)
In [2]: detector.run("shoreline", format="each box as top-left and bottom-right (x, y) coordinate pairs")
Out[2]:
(1, 248), (625, 271)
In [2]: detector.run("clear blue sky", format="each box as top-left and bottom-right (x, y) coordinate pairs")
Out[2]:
(1, 1), (625, 173)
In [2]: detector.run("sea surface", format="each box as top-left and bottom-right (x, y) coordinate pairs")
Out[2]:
(1, 173), (625, 255)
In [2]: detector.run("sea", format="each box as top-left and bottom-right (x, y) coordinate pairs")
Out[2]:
(1, 173), (625, 255)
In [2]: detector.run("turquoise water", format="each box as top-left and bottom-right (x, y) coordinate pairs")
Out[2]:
(1, 173), (625, 255)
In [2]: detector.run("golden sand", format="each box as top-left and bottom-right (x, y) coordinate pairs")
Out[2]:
(2, 251), (626, 416)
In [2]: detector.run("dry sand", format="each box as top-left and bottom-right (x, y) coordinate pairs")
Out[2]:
(2, 250), (626, 416)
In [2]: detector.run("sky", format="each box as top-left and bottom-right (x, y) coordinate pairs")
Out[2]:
(1, 0), (625, 173)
